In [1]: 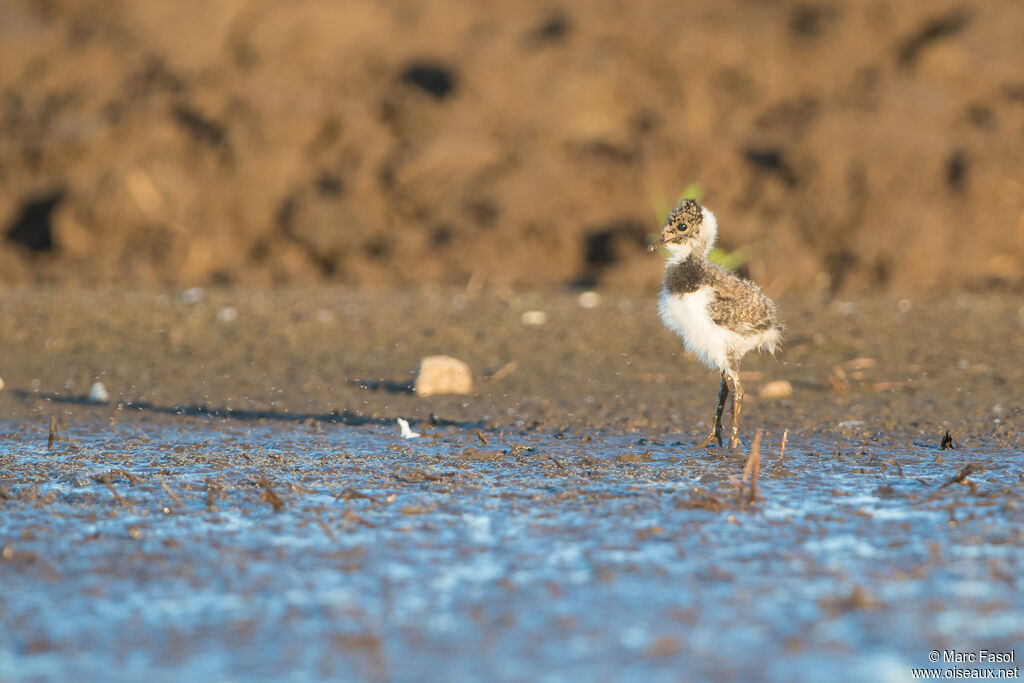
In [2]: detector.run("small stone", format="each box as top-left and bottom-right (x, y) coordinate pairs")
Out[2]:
(89, 381), (110, 403)
(0, 376), (4, 391)
(180, 286), (205, 304)
(216, 306), (238, 323)
(521, 310), (547, 325)
(759, 379), (793, 400)
(578, 291), (601, 309)
(414, 355), (473, 396)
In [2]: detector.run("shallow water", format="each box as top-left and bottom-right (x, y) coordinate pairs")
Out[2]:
(1, 418), (1021, 682)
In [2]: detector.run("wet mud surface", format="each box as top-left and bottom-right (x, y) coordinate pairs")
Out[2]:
(2, 421), (1022, 682)
(1, 288), (1023, 680)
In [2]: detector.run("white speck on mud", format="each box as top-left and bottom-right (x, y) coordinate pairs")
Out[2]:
(88, 381), (110, 403)
(180, 287), (205, 304)
(578, 291), (601, 309)
(397, 418), (419, 439)
(521, 310), (547, 325)
(216, 306), (238, 323)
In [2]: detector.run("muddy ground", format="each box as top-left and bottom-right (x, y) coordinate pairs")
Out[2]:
(2, 1), (1024, 293)
(0, 288), (1022, 680)
(0, 287), (1021, 439)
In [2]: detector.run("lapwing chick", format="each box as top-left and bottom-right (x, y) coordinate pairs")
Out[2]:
(649, 199), (783, 448)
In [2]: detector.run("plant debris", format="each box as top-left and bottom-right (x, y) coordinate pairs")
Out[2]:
(258, 478), (285, 513)
(938, 463), (980, 489)
(741, 430), (763, 504)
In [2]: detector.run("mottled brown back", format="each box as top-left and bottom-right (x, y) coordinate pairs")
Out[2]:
(704, 264), (781, 335)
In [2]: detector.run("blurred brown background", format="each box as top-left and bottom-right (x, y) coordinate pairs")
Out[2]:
(1, 0), (1022, 294)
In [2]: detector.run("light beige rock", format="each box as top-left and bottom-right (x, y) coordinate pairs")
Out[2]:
(0, 376), (5, 391)
(759, 379), (793, 400)
(577, 291), (601, 309)
(521, 310), (547, 325)
(414, 355), (473, 396)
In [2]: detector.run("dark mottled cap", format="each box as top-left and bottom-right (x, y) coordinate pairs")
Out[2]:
(666, 199), (703, 229)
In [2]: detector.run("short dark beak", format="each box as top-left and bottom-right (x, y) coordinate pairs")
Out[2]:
(647, 236), (667, 253)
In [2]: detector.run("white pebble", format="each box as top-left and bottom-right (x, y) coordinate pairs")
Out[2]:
(89, 381), (110, 403)
(397, 418), (420, 439)
(180, 286), (205, 304)
(836, 301), (857, 316)
(759, 380), (793, 400)
(0, 376), (5, 391)
(578, 291), (601, 309)
(216, 306), (238, 323)
(521, 310), (547, 325)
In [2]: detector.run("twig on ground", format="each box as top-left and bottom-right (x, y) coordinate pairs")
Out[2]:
(336, 487), (380, 503)
(939, 463), (980, 489)
(776, 429), (788, 469)
(101, 474), (123, 505)
(258, 478), (285, 512)
(344, 511), (376, 528)
(317, 516), (337, 542)
(48, 416), (59, 450)
(488, 361), (517, 383)
(161, 479), (185, 509)
(742, 430), (763, 504)
(545, 454), (567, 472)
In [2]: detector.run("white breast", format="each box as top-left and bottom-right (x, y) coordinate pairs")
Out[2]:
(658, 287), (741, 371)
